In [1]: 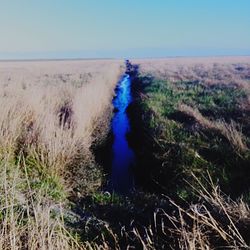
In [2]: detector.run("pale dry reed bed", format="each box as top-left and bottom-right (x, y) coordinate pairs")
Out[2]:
(134, 56), (250, 80)
(135, 56), (250, 100)
(0, 59), (123, 249)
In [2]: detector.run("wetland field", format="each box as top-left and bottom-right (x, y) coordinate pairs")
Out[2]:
(1, 56), (250, 249)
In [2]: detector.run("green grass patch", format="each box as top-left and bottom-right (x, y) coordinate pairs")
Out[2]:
(92, 191), (123, 205)
(136, 74), (250, 200)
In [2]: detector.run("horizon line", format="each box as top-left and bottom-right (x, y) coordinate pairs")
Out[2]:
(1, 54), (250, 62)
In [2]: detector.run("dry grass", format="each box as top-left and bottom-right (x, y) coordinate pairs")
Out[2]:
(0, 159), (79, 250)
(124, 58), (250, 249)
(0, 59), (122, 181)
(168, 174), (250, 249)
(129, 174), (250, 249)
(0, 59), (123, 249)
(179, 104), (248, 152)
(133, 57), (250, 163)
(133, 56), (250, 106)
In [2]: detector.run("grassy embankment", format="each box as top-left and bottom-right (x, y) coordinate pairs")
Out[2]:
(125, 57), (250, 248)
(0, 60), (123, 249)
(132, 57), (250, 198)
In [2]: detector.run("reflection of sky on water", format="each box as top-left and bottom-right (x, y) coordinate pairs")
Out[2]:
(109, 74), (135, 194)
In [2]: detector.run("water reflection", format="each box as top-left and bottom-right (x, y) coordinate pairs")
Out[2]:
(109, 74), (135, 194)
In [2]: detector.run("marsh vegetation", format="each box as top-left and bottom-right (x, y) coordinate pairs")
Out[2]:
(0, 57), (250, 249)
(127, 57), (250, 248)
(0, 60), (123, 249)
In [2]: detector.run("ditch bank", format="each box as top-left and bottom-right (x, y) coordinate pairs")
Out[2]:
(93, 60), (164, 195)
(82, 61), (176, 248)
(126, 62), (166, 194)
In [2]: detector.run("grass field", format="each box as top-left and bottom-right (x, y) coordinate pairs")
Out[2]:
(128, 56), (250, 248)
(132, 57), (250, 195)
(0, 59), (123, 249)
(1, 57), (250, 249)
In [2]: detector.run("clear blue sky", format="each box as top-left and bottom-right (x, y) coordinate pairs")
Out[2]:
(0, 0), (250, 59)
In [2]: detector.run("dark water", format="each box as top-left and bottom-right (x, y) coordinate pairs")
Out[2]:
(108, 74), (135, 194)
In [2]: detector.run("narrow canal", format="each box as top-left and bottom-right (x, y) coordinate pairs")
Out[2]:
(107, 73), (136, 194)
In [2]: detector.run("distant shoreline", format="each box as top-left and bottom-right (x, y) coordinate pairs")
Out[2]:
(0, 54), (249, 62)
(0, 57), (116, 62)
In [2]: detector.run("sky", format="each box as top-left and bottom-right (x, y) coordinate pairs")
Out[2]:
(0, 0), (250, 59)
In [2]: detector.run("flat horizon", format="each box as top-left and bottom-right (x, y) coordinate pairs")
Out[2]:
(1, 54), (250, 62)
